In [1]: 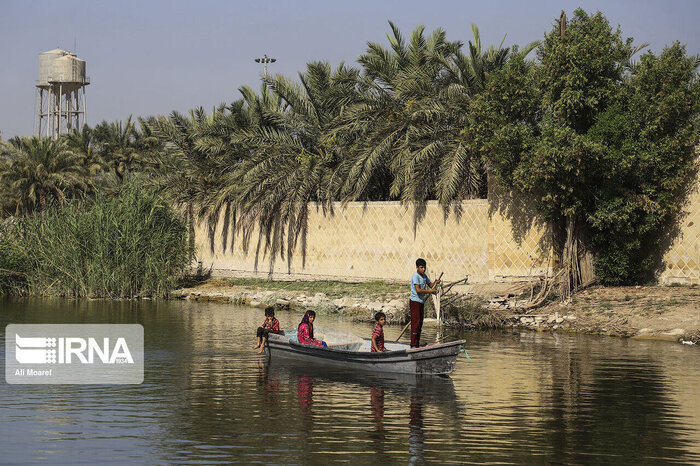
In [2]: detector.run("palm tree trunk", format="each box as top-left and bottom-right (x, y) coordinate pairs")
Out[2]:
(39, 188), (46, 213)
(187, 202), (195, 255)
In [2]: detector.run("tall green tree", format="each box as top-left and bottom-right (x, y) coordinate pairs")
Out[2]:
(93, 115), (143, 183)
(586, 43), (700, 283)
(0, 136), (91, 216)
(229, 62), (361, 270)
(471, 9), (699, 287)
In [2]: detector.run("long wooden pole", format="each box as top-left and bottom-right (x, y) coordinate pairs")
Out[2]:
(432, 272), (444, 323)
(395, 320), (412, 342)
(396, 272), (443, 342)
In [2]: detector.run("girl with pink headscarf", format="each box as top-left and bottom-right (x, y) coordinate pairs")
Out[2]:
(297, 310), (327, 347)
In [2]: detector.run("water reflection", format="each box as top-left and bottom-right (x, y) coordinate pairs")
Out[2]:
(0, 298), (699, 463)
(265, 360), (461, 464)
(297, 376), (314, 425)
(256, 359), (280, 417)
(408, 394), (425, 465)
(370, 386), (386, 454)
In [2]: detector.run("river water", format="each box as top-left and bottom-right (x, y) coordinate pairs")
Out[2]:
(1, 297), (699, 464)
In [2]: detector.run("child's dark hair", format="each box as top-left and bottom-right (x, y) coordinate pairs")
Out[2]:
(307, 310), (316, 318)
(264, 306), (275, 317)
(375, 312), (386, 322)
(416, 258), (426, 267)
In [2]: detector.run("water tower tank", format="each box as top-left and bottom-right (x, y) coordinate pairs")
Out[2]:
(50, 55), (86, 90)
(34, 48), (89, 138)
(38, 48), (69, 87)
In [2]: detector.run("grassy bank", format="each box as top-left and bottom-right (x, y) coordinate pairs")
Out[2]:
(176, 276), (501, 327)
(0, 183), (192, 298)
(199, 277), (406, 299)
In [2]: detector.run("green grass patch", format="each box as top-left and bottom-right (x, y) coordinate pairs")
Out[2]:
(210, 277), (405, 299)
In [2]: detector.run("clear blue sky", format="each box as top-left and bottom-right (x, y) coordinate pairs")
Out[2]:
(1, 0), (699, 138)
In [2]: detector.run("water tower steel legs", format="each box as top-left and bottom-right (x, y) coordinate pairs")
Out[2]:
(66, 91), (72, 132)
(34, 88), (41, 137)
(35, 86), (88, 137)
(82, 87), (87, 128)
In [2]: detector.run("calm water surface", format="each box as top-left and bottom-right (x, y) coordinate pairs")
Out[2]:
(1, 297), (700, 464)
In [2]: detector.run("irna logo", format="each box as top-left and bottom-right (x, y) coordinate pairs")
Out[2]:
(15, 334), (134, 364)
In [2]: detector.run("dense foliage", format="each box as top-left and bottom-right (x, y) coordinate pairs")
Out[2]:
(0, 182), (192, 297)
(1, 11), (698, 287)
(0, 136), (93, 216)
(470, 9), (700, 284)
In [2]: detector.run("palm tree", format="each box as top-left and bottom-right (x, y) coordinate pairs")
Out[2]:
(335, 22), (465, 205)
(338, 22), (538, 208)
(146, 108), (218, 254)
(225, 62), (361, 270)
(63, 125), (104, 178)
(0, 136), (91, 215)
(146, 85), (286, 256)
(93, 115), (142, 183)
(431, 26), (539, 205)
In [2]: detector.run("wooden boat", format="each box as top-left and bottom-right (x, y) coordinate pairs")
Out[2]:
(266, 327), (466, 375)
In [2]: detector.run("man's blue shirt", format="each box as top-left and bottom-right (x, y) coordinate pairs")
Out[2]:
(410, 272), (430, 303)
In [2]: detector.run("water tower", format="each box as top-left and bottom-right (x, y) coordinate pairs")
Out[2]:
(34, 48), (90, 139)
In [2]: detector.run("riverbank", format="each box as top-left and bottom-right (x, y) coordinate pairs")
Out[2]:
(527, 285), (700, 344)
(173, 278), (700, 344)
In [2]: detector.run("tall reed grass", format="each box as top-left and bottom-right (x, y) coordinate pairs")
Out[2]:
(0, 182), (192, 297)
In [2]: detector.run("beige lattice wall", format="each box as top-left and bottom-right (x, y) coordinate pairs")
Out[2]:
(194, 179), (700, 285)
(194, 197), (550, 284)
(660, 185), (700, 284)
(487, 178), (552, 281)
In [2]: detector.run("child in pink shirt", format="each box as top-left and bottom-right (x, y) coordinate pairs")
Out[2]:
(297, 310), (327, 347)
(371, 312), (386, 352)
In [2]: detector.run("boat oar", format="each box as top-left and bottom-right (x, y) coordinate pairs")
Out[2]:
(395, 320), (411, 342)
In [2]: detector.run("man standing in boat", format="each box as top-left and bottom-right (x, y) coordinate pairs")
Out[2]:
(409, 258), (440, 348)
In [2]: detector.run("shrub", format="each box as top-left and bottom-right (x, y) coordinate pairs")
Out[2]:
(1, 181), (192, 297)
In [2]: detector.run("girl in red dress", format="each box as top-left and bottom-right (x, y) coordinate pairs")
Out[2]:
(297, 310), (327, 347)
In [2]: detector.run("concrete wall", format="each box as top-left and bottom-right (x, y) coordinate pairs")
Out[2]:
(194, 197), (551, 284)
(194, 176), (700, 285)
(659, 184), (700, 284)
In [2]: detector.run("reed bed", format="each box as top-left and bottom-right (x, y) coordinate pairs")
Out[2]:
(0, 183), (192, 298)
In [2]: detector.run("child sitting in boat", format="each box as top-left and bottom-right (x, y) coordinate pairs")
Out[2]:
(371, 312), (386, 352)
(253, 306), (281, 353)
(298, 310), (327, 347)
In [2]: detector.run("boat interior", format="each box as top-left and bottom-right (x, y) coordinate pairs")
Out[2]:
(280, 327), (409, 352)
